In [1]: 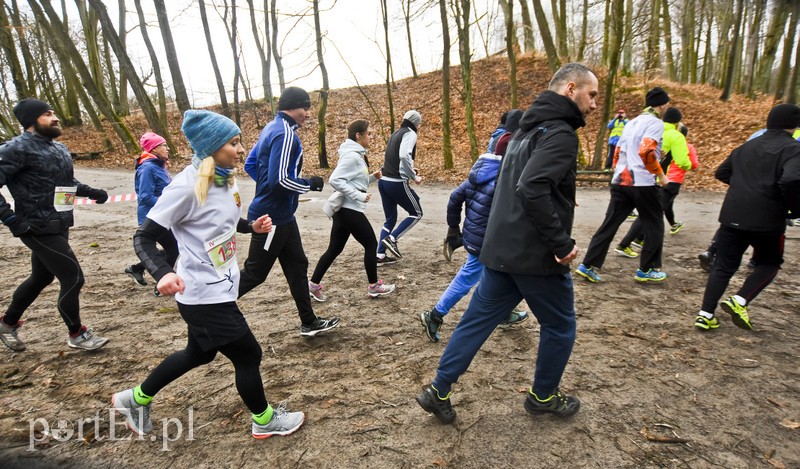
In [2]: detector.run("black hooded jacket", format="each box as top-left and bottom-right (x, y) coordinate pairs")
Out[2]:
(480, 90), (586, 275)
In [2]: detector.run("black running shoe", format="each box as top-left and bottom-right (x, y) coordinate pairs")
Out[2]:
(300, 316), (341, 337)
(415, 385), (456, 424)
(376, 255), (397, 266)
(524, 389), (581, 417)
(125, 265), (148, 287)
(697, 251), (715, 273)
(382, 237), (402, 258)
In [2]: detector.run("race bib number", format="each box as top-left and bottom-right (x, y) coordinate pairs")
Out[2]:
(206, 226), (237, 277)
(54, 186), (77, 212)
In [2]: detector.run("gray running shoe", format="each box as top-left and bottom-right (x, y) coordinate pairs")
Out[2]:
(252, 404), (305, 439)
(67, 326), (109, 351)
(124, 265), (148, 287)
(0, 318), (26, 351)
(111, 388), (153, 435)
(382, 237), (402, 258)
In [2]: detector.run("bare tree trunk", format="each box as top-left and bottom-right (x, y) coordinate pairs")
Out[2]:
(577, 0), (588, 61)
(380, 0), (396, 132)
(0, 3), (29, 99)
(246, 0), (273, 120)
(701, 0), (714, 83)
(440, 0), (453, 169)
(775, 1), (799, 101)
(720, 0), (745, 101)
(270, 0), (285, 92)
(531, 0), (560, 71)
(403, 0), (419, 78)
(9, 0), (35, 91)
(756, 1), (790, 93)
(550, 0), (567, 59)
(517, 0), (535, 52)
(601, 0), (609, 65)
(499, 0), (517, 108)
(87, 0), (173, 151)
(153, 0), (191, 112)
(593, 0), (624, 168)
(219, 0), (242, 125)
(101, 36), (121, 113)
(29, 0), (134, 150)
(787, 27), (800, 104)
(454, 0), (478, 161)
(117, 0), (128, 115)
(661, 0), (676, 80)
(741, 0), (766, 97)
(680, 0), (695, 82)
(312, 0), (329, 168)
(645, 0), (661, 75)
(622, 0), (633, 74)
(134, 0), (167, 120)
(197, 0), (229, 116)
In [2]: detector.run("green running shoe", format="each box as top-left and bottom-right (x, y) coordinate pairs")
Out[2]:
(614, 246), (639, 258)
(694, 315), (719, 331)
(720, 297), (752, 330)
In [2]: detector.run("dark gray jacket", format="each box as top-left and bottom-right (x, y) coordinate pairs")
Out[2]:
(0, 132), (94, 234)
(480, 90), (584, 275)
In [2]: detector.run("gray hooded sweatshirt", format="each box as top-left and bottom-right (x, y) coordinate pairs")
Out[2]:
(330, 139), (377, 212)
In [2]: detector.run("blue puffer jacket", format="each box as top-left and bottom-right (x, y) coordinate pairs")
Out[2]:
(134, 153), (171, 225)
(446, 153), (502, 255)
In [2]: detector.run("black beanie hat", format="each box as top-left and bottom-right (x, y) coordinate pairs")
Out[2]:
(645, 87), (670, 107)
(766, 103), (800, 130)
(663, 107), (682, 124)
(504, 109), (524, 134)
(278, 87), (311, 111)
(13, 98), (52, 129)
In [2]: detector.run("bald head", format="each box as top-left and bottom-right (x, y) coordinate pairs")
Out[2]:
(547, 63), (599, 117)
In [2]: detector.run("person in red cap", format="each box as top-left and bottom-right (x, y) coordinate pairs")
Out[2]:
(0, 98), (110, 351)
(124, 132), (178, 294)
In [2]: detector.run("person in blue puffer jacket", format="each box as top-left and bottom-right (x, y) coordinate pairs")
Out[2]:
(124, 132), (178, 292)
(419, 110), (528, 342)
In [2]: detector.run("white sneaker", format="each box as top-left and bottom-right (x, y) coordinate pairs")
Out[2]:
(368, 280), (395, 297)
(111, 388), (153, 435)
(252, 404), (304, 439)
(67, 326), (109, 351)
(0, 318), (26, 351)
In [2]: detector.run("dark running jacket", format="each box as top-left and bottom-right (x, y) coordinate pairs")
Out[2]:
(0, 132), (96, 234)
(716, 129), (800, 232)
(446, 153), (502, 256)
(480, 90), (585, 275)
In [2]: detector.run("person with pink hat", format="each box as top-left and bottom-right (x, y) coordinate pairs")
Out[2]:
(124, 132), (178, 292)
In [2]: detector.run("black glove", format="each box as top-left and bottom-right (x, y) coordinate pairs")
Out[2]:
(3, 215), (31, 237)
(309, 176), (324, 192)
(445, 226), (463, 249)
(88, 188), (108, 204)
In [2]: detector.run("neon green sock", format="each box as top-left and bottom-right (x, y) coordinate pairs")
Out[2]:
(133, 385), (153, 406)
(252, 404), (274, 425)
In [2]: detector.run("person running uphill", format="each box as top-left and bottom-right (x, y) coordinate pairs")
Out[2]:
(308, 120), (395, 301)
(112, 110), (304, 439)
(240, 86), (340, 337)
(377, 110), (424, 263)
(124, 132), (178, 294)
(0, 98), (109, 352)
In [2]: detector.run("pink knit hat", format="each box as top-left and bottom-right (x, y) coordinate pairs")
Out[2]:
(139, 132), (166, 153)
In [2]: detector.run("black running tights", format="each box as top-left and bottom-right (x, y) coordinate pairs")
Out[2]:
(311, 207), (378, 285)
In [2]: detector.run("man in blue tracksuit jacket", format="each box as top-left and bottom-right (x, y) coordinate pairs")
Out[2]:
(239, 87), (340, 337)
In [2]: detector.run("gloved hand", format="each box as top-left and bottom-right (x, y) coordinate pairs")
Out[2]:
(309, 176), (324, 192)
(3, 215), (31, 237)
(88, 188), (108, 204)
(445, 226), (463, 250)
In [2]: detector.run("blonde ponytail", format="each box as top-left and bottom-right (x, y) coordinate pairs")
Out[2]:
(194, 157), (216, 205)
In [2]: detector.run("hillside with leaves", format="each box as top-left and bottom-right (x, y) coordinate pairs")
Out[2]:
(59, 53), (775, 190)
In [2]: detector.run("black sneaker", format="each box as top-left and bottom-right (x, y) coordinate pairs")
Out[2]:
(376, 255), (397, 266)
(300, 316), (341, 337)
(698, 251), (714, 273)
(415, 385), (456, 424)
(524, 389), (581, 417)
(420, 310), (443, 342)
(382, 237), (402, 258)
(153, 286), (161, 297)
(124, 265), (148, 287)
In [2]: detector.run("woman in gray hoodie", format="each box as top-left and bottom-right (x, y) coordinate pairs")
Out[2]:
(309, 120), (396, 300)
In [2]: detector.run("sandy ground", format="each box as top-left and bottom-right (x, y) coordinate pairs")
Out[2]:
(0, 168), (798, 469)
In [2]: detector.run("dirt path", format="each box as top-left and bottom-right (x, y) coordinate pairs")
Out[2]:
(1, 168), (798, 468)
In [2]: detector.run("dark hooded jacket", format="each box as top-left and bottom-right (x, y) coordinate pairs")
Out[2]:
(446, 153), (502, 255)
(480, 90), (585, 275)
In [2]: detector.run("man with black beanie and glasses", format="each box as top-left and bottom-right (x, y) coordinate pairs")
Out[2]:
(0, 98), (110, 352)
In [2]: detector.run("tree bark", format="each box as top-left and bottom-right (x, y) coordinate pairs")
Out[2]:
(153, 0), (191, 113)
(134, 0), (167, 120)
(403, 0), (419, 78)
(440, 0), (453, 169)
(785, 15), (800, 103)
(380, 0), (396, 132)
(246, 0), (273, 120)
(271, 0), (286, 92)
(593, 0), (624, 168)
(645, 0), (660, 75)
(517, 0), (535, 52)
(680, 0), (695, 83)
(454, 0), (478, 161)
(116, 0), (128, 115)
(499, 0), (517, 108)
(197, 0), (229, 116)
(313, 0), (329, 168)
(577, 0), (588, 61)
(0, 3), (29, 99)
(741, 0), (766, 97)
(774, 1), (799, 101)
(756, 1), (790, 93)
(720, 0), (745, 101)
(530, 0), (560, 71)
(621, 0), (632, 74)
(661, 0), (676, 80)
(219, 0), (242, 125)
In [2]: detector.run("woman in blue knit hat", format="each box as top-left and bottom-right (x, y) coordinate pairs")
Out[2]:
(112, 110), (305, 439)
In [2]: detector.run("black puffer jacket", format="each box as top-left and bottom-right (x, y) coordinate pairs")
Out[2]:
(480, 90), (585, 275)
(0, 132), (94, 234)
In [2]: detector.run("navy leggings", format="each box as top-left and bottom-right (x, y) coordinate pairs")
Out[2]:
(377, 179), (422, 254)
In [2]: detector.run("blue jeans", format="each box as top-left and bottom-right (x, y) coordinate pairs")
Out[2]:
(432, 267), (576, 397)
(434, 253), (483, 315)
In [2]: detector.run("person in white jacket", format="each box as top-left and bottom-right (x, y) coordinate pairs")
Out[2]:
(308, 120), (396, 301)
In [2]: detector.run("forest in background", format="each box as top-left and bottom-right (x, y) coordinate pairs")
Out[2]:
(0, 0), (797, 177)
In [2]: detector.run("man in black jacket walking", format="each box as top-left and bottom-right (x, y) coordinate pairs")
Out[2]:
(694, 104), (800, 331)
(0, 99), (110, 352)
(415, 63), (598, 423)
